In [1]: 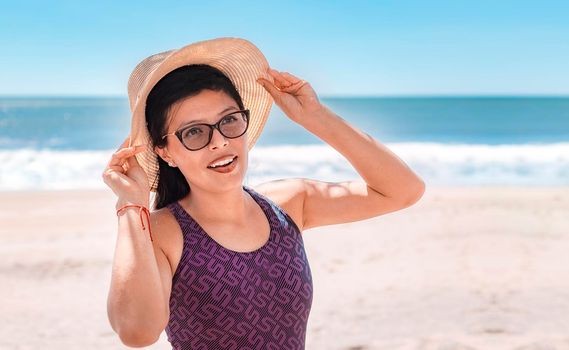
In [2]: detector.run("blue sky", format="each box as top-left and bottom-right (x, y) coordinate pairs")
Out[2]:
(1, 0), (568, 96)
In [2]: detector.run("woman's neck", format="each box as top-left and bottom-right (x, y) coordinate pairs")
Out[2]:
(180, 185), (253, 225)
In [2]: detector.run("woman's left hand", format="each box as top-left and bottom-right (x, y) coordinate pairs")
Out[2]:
(257, 68), (324, 125)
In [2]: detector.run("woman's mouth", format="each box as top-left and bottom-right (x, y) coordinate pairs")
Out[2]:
(207, 156), (238, 173)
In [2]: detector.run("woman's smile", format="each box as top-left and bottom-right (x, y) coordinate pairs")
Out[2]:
(207, 155), (238, 173)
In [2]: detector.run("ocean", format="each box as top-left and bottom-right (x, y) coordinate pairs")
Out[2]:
(1, 96), (568, 190)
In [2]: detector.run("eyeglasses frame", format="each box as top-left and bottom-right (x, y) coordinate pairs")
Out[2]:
(161, 109), (250, 151)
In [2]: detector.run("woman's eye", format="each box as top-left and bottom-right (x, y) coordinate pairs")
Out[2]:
(221, 115), (237, 124)
(183, 127), (202, 137)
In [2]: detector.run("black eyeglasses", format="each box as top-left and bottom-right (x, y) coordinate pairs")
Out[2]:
(161, 109), (250, 151)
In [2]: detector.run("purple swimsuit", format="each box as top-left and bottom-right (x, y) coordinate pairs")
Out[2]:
(164, 185), (313, 350)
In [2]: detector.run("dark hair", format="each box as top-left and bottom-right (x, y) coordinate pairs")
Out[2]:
(145, 64), (245, 210)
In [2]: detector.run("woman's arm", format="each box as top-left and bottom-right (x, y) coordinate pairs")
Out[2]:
(300, 104), (425, 229)
(257, 69), (424, 230)
(103, 140), (171, 346)
(107, 206), (171, 347)
(302, 103), (424, 201)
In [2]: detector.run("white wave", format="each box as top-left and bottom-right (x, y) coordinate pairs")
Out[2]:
(1, 143), (568, 191)
(0, 149), (112, 191)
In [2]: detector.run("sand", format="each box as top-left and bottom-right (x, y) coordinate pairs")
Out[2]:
(1, 186), (568, 350)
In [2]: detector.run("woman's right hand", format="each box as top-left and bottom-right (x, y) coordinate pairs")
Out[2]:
(102, 136), (151, 209)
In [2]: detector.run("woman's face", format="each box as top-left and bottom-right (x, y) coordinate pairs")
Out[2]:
(157, 89), (249, 193)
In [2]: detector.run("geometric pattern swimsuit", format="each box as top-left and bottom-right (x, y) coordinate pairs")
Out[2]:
(164, 185), (314, 350)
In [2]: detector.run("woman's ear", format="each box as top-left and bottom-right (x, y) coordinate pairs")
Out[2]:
(155, 145), (177, 167)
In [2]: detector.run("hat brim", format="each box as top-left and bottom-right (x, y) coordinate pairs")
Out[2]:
(126, 37), (274, 192)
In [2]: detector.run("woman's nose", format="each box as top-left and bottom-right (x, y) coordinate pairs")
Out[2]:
(208, 127), (229, 150)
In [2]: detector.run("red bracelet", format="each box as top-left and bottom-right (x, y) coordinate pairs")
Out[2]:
(116, 205), (154, 242)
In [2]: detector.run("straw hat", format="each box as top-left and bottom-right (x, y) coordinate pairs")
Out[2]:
(127, 37), (274, 192)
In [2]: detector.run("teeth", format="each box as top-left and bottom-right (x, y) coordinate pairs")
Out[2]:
(208, 156), (235, 168)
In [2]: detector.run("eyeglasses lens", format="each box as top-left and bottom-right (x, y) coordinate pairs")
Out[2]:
(181, 111), (248, 150)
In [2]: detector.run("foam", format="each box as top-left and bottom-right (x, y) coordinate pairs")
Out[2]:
(1, 143), (568, 190)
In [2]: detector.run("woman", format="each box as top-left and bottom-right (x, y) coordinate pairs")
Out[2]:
(103, 38), (425, 350)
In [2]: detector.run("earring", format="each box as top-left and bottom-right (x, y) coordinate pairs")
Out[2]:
(168, 161), (176, 167)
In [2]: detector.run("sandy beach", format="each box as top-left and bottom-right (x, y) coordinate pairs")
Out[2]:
(1, 185), (568, 350)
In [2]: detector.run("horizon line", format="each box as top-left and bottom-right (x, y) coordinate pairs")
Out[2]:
(1, 93), (569, 99)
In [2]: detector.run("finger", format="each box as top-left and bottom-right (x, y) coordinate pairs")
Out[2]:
(106, 165), (125, 173)
(102, 166), (126, 180)
(257, 77), (283, 97)
(102, 168), (132, 188)
(268, 68), (294, 88)
(270, 71), (306, 94)
(278, 71), (304, 85)
(108, 148), (133, 167)
(107, 146), (140, 167)
(110, 145), (145, 162)
(116, 135), (131, 152)
(281, 80), (308, 94)
(126, 151), (143, 170)
(281, 72), (306, 85)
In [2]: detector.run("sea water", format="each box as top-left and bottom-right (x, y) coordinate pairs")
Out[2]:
(0, 96), (568, 190)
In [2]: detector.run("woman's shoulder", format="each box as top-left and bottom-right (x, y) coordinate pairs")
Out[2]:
(251, 178), (306, 232)
(150, 200), (180, 224)
(149, 202), (186, 246)
(145, 203), (185, 279)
